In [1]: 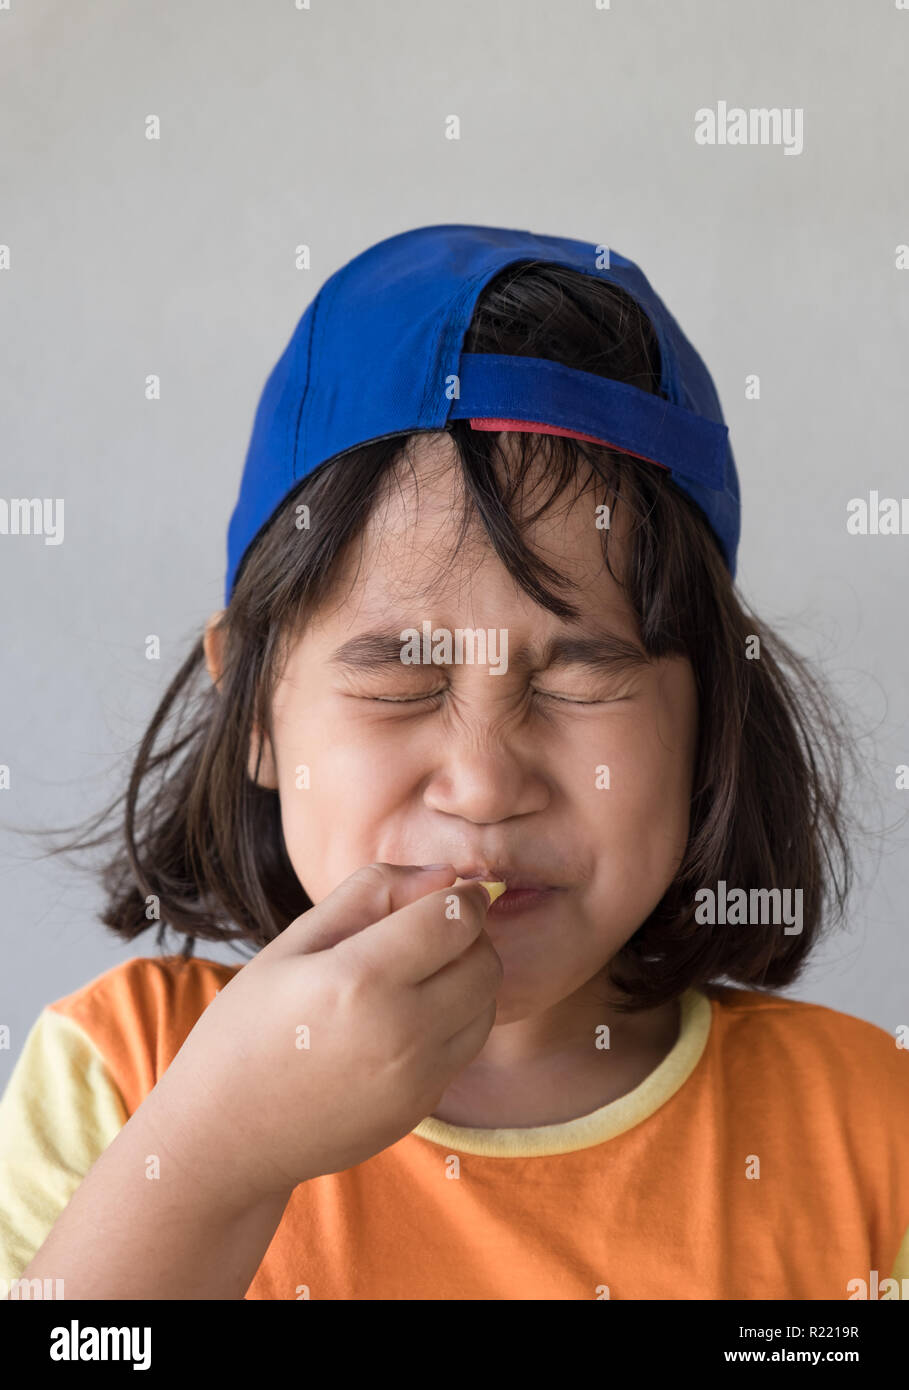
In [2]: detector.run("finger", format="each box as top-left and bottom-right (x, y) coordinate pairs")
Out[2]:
(334, 876), (497, 986)
(441, 992), (500, 1063)
(264, 862), (458, 959)
(412, 929), (504, 1039)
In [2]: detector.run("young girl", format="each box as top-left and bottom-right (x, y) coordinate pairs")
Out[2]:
(2, 224), (907, 1301)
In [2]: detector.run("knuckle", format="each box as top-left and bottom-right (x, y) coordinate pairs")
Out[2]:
(329, 933), (375, 1004)
(348, 861), (390, 889)
(346, 861), (398, 918)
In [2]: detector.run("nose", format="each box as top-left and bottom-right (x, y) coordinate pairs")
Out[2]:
(423, 741), (550, 823)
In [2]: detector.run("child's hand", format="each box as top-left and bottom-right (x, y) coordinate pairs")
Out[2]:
(147, 864), (504, 1205)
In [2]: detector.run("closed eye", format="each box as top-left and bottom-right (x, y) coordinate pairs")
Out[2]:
(533, 691), (601, 705)
(366, 690), (625, 706)
(367, 691), (446, 703)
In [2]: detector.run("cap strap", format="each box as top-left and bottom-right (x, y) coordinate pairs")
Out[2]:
(447, 353), (728, 491)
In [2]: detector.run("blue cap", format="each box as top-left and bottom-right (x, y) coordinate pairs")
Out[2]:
(225, 223), (739, 601)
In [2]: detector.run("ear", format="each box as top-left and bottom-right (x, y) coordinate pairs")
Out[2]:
(203, 611), (226, 688)
(202, 610), (279, 789)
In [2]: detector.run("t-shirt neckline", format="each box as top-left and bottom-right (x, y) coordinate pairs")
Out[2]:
(409, 987), (713, 1158)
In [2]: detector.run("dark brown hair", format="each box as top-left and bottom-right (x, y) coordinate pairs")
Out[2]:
(21, 261), (858, 1010)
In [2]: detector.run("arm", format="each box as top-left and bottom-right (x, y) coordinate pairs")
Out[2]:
(16, 1084), (294, 1300)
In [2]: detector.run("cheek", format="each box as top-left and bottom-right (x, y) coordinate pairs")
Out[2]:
(271, 708), (415, 900)
(582, 688), (696, 880)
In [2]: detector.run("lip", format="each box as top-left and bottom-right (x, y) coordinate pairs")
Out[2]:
(486, 885), (558, 918)
(453, 868), (559, 893)
(451, 869), (564, 920)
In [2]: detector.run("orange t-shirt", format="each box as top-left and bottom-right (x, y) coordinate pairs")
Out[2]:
(1, 955), (907, 1300)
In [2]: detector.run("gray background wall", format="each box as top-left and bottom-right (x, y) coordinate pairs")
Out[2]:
(1, 0), (907, 1085)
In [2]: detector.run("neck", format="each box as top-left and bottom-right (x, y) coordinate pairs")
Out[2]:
(431, 993), (682, 1129)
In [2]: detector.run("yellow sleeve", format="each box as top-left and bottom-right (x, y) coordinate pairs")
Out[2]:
(892, 1223), (909, 1284)
(0, 1009), (127, 1280)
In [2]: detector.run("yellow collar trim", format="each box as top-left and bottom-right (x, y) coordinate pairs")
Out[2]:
(410, 988), (712, 1158)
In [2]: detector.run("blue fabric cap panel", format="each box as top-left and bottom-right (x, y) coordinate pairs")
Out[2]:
(225, 223), (741, 600)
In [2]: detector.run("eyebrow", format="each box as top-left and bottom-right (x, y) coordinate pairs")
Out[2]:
(328, 627), (649, 675)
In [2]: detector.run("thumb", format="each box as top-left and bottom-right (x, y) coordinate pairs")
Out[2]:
(264, 862), (457, 959)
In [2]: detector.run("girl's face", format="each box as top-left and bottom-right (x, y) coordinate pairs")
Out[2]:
(213, 435), (698, 1022)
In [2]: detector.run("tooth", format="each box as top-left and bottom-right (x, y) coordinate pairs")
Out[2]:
(454, 876), (507, 903)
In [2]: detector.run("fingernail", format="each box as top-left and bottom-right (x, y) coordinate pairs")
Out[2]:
(418, 862), (453, 871)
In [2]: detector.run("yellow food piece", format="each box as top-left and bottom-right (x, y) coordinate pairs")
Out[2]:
(454, 876), (507, 903)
